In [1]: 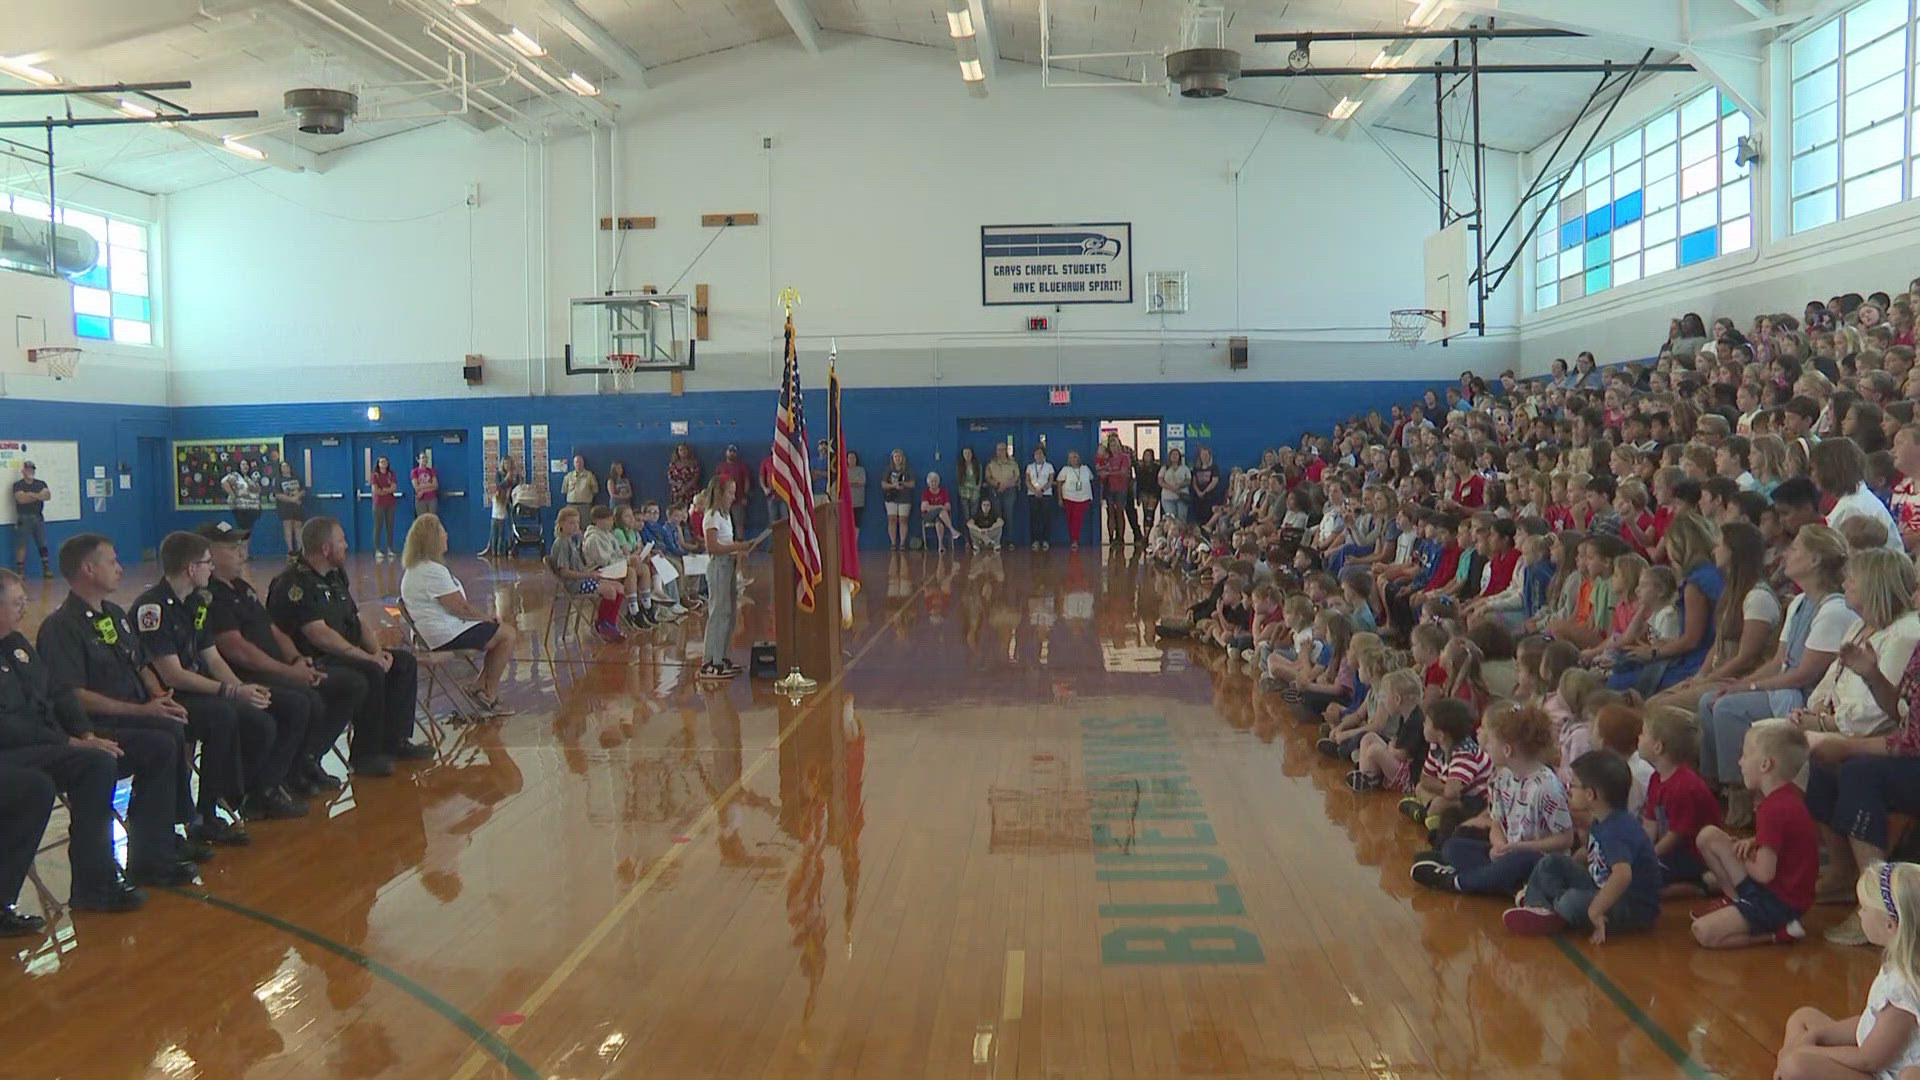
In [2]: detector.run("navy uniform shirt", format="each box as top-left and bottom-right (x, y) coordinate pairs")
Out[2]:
(36, 592), (150, 705)
(268, 559), (362, 658)
(133, 578), (213, 678)
(0, 630), (90, 747)
(206, 574), (284, 662)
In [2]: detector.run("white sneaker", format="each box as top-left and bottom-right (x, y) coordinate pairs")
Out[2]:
(374, 551), (386, 561)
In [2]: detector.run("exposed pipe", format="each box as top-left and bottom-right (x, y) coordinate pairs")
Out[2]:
(280, 0), (528, 130)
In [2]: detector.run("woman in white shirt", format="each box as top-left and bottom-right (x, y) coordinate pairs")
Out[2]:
(1815, 438), (1904, 552)
(1800, 548), (1920, 739)
(1157, 448), (1191, 525)
(400, 514), (518, 714)
(1025, 447), (1057, 551)
(1055, 449), (1096, 550)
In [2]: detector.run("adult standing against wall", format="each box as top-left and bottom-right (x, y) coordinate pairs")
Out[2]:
(1025, 445), (1056, 551)
(274, 460), (306, 557)
(11, 462), (50, 578)
(223, 459), (261, 535)
(1056, 450), (1095, 551)
(845, 450), (868, 531)
(985, 443), (1020, 538)
(410, 451), (439, 522)
(717, 446), (751, 536)
(1134, 448), (1160, 534)
(1158, 447), (1191, 525)
(605, 461), (633, 513)
(563, 454), (598, 521)
(883, 449), (914, 552)
(1189, 446), (1222, 527)
(1096, 433), (1139, 546)
(482, 455), (519, 558)
(955, 448), (983, 525)
(369, 456), (400, 561)
(667, 443), (702, 513)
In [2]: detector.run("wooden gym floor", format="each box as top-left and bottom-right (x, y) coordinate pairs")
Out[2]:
(0, 548), (1883, 1078)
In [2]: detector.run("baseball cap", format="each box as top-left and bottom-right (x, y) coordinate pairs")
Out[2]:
(194, 520), (250, 542)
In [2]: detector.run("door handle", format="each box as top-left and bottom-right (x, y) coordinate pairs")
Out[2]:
(316, 492), (346, 500)
(444, 490), (466, 497)
(357, 492), (372, 500)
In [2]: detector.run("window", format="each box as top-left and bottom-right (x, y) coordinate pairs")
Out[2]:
(0, 193), (155, 345)
(1533, 88), (1753, 312)
(1788, 0), (1917, 231)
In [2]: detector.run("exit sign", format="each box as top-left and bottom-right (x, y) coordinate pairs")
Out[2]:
(1049, 386), (1071, 405)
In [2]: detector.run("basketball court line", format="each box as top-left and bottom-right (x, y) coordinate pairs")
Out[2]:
(1551, 937), (1714, 1079)
(446, 571), (936, 1080)
(165, 886), (541, 1080)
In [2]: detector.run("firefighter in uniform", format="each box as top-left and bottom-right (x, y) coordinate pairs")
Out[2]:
(0, 568), (191, 918)
(137, 531), (305, 821)
(39, 533), (249, 846)
(198, 520), (361, 792)
(269, 516), (428, 778)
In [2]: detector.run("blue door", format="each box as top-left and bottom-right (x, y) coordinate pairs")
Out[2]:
(285, 435), (354, 552)
(352, 435), (405, 553)
(412, 432), (470, 553)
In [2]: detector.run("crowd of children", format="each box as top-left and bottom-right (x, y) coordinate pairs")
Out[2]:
(1152, 290), (1920, 1077)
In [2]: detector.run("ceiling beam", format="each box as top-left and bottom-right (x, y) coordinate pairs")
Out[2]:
(1317, 32), (1458, 140)
(539, 0), (648, 89)
(771, 0), (822, 55)
(967, 0), (1000, 82)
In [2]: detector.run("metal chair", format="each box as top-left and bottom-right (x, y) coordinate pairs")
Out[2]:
(396, 599), (488, 731)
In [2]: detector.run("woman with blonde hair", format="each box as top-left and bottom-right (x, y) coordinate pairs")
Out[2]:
(400, 513), (518, 714)
(1795, 547), (1920, 742)
(1610, 511), (1724, 695)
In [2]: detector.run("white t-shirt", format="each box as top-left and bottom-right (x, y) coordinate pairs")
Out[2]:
(400, 560), (481, 649)
(1627, 752), (1653, 818)
(1782, 592), (1862, 654)
(707, 507), (735, 548)
(1026, 461), (1056, 496)
(1828, 484), (1905, 552)
(1057, 464), (1094, 503)
(1856, 967), (1920, 1080)
(1740, 585), (1781, 627)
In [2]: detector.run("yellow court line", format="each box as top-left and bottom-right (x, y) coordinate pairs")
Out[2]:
(448, 572), (934, 1080)
(1001, 949), (1026, 1023)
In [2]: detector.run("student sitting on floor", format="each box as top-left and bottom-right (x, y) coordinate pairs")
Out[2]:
(1258, 594), (1316, 683)
(1412, 702), (1574, 894)
(1200, 574), (1252, 651)
(1288, 612), (1357, 711)
(1438, 636), (1492, 714)
(1637, 705), (1723, 897)
(1689, 719), (1819, 948)
(1595, 702), (1655, 817)
(1504, 750), (1664, 943)
(1397, 697), (1489, 836)
(1317, 639), (1390, 754)
(1345, 669), (1425, 793)
(1775, 861), (1920, 1079)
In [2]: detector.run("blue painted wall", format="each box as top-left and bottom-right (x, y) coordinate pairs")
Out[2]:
(0, 399), (170, 568)
(66, 377), (1440, 560)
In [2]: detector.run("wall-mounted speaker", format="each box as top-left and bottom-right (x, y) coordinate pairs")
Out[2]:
(463, 354), (483, 385)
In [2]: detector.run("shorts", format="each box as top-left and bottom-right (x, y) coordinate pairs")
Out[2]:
(1385, 759), (1414, 792)
(438, 622), (499, 651)
(886, 502), (911, 519)
(1732, 877), (1802, 934)
(1660, 847), (1708, 886)
(575, 580), (600, 595)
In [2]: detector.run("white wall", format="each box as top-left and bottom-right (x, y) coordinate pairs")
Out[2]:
(165, 34), (1521, 406)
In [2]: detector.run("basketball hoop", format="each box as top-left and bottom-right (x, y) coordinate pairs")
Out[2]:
(1388, 309), (1445, 348)
(608, 352), (639, 392)
(26, 346), (81, 380)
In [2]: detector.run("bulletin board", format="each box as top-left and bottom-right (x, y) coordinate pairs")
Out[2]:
(0, 441), (80, 524)
(174, 438), (285, 511)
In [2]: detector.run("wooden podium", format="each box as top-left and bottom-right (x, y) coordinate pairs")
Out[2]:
(772, 500), (843, 684)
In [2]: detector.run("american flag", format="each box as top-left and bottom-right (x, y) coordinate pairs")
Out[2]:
(772, 306), (822, 611)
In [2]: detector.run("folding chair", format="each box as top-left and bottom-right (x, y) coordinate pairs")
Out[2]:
(397, 600), (489, 730)
(541, 568), (600, 673)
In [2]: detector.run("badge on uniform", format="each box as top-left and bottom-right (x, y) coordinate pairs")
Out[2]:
(193, 605), (208, 630)
(93, 614), (119, 644)
(12, 648), (27, 664)
(136, 603), (162, 633)
(287, 586), (303, 602)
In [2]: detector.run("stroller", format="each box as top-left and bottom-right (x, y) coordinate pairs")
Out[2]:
(509, 502), (547, 557)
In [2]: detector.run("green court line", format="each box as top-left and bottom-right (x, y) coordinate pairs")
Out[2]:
(167, 886), (540, 1080)
(1552, 937), (1714, 1079)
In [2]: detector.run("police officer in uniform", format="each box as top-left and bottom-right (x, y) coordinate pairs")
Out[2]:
(269, 516), (428, 777)
(138, 531), (306, 821)
(0, 568), (189, 916)
(38, 533), (249, 846)
(199, 520), (361, 793)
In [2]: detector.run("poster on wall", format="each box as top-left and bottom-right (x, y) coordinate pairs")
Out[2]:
(481, 426), (500, 502)
(173, 438), (284, 511)
(530, 424), (551, 507)
(981, 222), (1133, 306)
(0, 441), (81, 524)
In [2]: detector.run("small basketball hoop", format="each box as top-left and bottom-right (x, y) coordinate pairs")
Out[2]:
(26, 346), (82, 380)
(608, 352), (640, 392)
(1388, 309), (1445, 348)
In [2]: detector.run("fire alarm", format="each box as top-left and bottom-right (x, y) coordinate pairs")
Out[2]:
(1028, 316), (1050, 331)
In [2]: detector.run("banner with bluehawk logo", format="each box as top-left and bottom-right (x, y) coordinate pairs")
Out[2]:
(981, 223), (1132, 306)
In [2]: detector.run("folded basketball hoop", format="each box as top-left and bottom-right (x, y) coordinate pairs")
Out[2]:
(1388, 309), (1444, 348)
(26, 345), (82, 380)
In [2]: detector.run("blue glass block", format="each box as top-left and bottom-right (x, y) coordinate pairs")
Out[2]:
(1584, 236), (1610, 269)
(1585, 207), (1612, 239)
(1679, 226), (1717, 266)
(110, 293), (149, 322)
(1612, 190), (1644, 226)
(74, 313), (110, 339)
(1559, 219), (1583, 250)
(1586, 265), (1612, 293)
(72, 263), (109, 290)
(1721, 93), (1737, 116)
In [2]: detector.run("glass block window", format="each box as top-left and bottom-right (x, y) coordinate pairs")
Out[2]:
(0, 193), (155, 345)
(1533, 88), (1753, 312)
(1789, 0), (1917, 231)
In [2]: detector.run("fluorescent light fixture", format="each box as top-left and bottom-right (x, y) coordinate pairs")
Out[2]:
(117, 99), (158, 118)
(1328, 96), (1360, 120)
(366, 405), (382, 421)
(221, 136), (267, 161)
(501, 26), (546, 57)
(0, 57), (59, 86)
(946, 9), (975, 38)
(561, 71), (599, 96)
(450, 0), (480, 5)
(1405, 0), (1446, 27)
(959, 58), (984, 82)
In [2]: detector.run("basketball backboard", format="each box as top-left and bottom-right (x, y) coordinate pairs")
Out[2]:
(565, 293), (695, 376)
(1421, 220), (1472, 344)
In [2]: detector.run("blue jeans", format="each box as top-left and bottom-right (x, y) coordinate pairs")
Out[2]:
(1522, 853), (1657, 930)
(1805, 754), (1920, 850)
(1697, 687), (1803, 785)
(488, 516), (510, 555)
(1329, 542), (1374, 575)
(1442, 837), (1544, 896)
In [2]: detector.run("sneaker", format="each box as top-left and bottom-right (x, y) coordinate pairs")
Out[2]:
(1412, 864), (1458, 892)
(1315, 737), (1344, 759)
(0, 906), (46, 937)
(1689, 897), (1734, 920)
(1501, 906), (1568, 936)
(1398, 797), (1428, 824)
(1344, 770), (1382, 792)
(1031, 542), (1040, 551)
(1410, 849), (1443, 867)
(1825, 910), (1870, 946)
(594, 622), (626, 643)
(1773, 920), (1807, 944)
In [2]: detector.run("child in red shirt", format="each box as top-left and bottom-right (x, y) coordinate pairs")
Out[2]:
(1688, 720), (1818, 947)
(1638, 706), (1722, 892)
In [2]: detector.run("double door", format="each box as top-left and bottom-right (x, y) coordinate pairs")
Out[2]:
(957, 417), (1096, 547)
(280, 431), (471, 555)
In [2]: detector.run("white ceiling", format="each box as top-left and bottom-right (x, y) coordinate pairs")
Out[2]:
(0, 0), (1696, 196)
